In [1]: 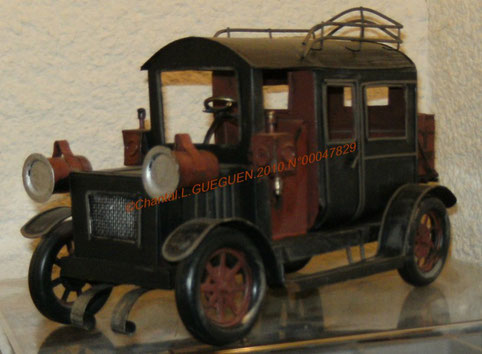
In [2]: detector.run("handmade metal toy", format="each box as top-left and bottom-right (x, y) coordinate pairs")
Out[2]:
(21, 7), (456, 345)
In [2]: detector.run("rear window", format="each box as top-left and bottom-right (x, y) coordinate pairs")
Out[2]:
(365, 86), (406, 139)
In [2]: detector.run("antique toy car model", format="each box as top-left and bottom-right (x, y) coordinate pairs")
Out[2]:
(21, 7), (456, 345)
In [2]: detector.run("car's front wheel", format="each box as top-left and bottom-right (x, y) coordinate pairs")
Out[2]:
(175, 227), (266, 345)
(28, 221), (111, 324)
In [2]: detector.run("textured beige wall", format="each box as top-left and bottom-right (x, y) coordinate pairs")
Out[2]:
(0, 0), (477, 280)
(427, 0), (482, 265)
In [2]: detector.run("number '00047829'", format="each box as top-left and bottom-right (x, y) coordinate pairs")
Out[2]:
(255, 142), (357, 178)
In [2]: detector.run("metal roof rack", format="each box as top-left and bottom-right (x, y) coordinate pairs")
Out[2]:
(301, 7), (403, 58)
(214, 27), (311, 38)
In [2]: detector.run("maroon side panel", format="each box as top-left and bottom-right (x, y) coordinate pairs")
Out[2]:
(212, 71), (240, 145)
(49, 140), (92, 192)
(271, 120), (309, 240)
(289, 71), (319, 229)
(123, 129), (149, 166)
(256, 71), (319, 240)
(174, 134), (219, 187)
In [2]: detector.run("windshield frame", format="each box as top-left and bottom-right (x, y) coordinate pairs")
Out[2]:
(157, 67), (242, 147)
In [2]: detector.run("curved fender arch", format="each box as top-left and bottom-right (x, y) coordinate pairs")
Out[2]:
(162, 218), (284, 286)
(377, 184), (456, 257)
(20, 207), (72, 239)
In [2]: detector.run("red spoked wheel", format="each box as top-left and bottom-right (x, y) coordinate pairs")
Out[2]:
(175, 228), (266, 345)
(200, 248), (253, 327)
(398, 198), (450, 286)
(414, 211), (443, 273)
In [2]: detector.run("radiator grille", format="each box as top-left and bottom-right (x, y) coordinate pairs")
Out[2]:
(88, 193), (139, 242)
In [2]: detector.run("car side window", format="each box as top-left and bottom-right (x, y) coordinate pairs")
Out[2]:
(262, 70), (290, 111)
(365, 85), (406, 139)
(326, 85), (355, 141)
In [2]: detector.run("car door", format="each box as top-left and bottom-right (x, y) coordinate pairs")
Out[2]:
(318, 81), (361, 224)
(361, 82), (417, 216)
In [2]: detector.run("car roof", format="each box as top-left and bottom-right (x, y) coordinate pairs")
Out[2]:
(141, 36), (415, 71)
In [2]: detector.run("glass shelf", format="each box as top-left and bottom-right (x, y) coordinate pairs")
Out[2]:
(0, 257), (480, 353)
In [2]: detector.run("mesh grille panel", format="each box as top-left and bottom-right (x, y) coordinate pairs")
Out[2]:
(88, 193), (139, 242)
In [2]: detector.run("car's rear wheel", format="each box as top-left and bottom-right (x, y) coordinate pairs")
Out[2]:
(398, 198), (450, 286)
(175, 227), (266, 345)
(28, 221), (111, 324)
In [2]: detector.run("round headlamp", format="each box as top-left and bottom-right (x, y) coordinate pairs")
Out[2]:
(22, 153), (55, 202)
(142, 146), (180, 198)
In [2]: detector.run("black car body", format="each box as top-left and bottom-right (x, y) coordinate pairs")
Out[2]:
(21, 7), (456, 345)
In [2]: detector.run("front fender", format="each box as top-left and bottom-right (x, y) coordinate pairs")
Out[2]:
(162, 218), (284, 286)
(20, 207), (71, 239)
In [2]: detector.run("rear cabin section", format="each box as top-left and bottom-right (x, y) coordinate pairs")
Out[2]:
(251, 67), (421, 239)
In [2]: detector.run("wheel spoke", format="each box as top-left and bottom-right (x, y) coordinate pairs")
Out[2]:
(61, 289), (71, 301)
(226, 296), (238, 315)
(215, 298), (225, 321)
(219, 252), (227, 278)
(205, 263), (216, 278)
(51, 277), (62, 288)
(201, 281), (216, 292)
(209, 291), (219, 306)
(227, 261), (242, 279)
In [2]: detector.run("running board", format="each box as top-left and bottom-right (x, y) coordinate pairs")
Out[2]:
(285, 256), (406, 291)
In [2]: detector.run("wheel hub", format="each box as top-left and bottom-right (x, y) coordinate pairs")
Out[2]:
(200, 248), (253, 327)
(414, 211), (443, 273)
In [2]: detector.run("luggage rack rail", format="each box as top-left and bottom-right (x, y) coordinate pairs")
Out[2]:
(214, 27), (311, 38)
(301, 7), (403, 57)
(214, 7), (403, 59)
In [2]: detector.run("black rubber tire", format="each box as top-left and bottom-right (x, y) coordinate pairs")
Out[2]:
(398, 198), (450, 287)
(28, 221), (111, 324)
(175, 227), (266, 345)
(283, 257), (311, 274)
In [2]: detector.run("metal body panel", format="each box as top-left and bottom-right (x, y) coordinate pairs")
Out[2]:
(377, 183), (456, 257)
(70, 172), (160, 267)
(20, 207), (72, 239)
(142, 37), (415, 71)
(66, 163), (274, 287)
(314, 72), (417, 225)
(61, 256), (173, 289)
(273, 220), (380, 264)
(161, 217), (284, 286)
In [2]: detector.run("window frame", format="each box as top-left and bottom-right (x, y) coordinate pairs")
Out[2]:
(323, 81), (357, 144)
(363, 83), (409, 142)
(158, 67), (242, 146)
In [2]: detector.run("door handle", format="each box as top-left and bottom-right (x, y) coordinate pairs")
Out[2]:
(350, 152), (360, 169)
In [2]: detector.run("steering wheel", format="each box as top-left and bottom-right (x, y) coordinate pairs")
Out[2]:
(202, 96), (237, 144)
(203, 96), (236, 114)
